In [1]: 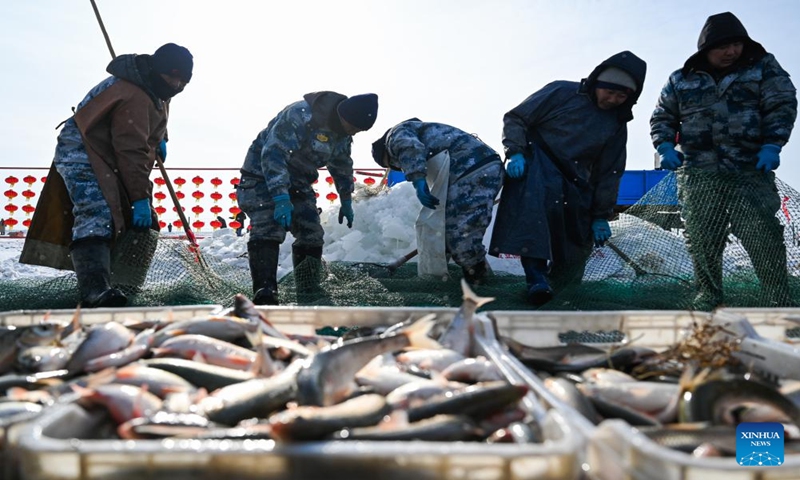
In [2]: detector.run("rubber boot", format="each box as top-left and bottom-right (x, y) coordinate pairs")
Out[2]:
(462, 259), (490, 285)
(292, 245), (323, 297)
(70, 237), (127, 308)
(521, 256), (553, 306)
(248, 239), (281, 305)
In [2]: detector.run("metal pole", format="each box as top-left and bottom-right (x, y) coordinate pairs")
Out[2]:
(87, 0), (203, 258)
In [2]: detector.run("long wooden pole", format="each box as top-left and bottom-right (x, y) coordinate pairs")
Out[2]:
(88, 0), (202, 257)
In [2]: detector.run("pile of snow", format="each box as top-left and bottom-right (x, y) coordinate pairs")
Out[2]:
(0, 182), (521, 283)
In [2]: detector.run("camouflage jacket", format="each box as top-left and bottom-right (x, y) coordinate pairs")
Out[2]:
(384, 121), (500, 183)
(241, 92), (355, 200)
(651, 53), (797, 170)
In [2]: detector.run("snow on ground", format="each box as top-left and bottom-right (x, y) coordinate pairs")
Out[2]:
(0, 182), (523, 282)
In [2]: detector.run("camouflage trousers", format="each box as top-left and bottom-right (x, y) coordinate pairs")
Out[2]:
(54, 161), (113, 241)
(678, 168), (788, 302)
(445, 160), (503, 268)
(236, 176), (324, 248)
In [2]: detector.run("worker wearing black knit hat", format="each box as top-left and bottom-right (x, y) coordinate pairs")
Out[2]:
(20, 42), (195, 308)
(236, 91), (379, 305)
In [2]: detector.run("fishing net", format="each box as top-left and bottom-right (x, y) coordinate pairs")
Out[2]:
(1, 170), (799, 312)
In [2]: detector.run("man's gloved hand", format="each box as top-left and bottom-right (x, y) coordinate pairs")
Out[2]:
(131, 199), (152, 229)
(506, 153), (526, 179)
(272, 194), (293, 229)
(412, 179), (440, 209)
(338, 199), (354, 228)
(157, 139), (167, 161)
(656, 142), (682, 171)
(591, 219), (612, 247)
(756, 144), (781, 172)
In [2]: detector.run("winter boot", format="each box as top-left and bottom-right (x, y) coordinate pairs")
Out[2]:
(292, 245), (324, 297)
(248, 239), (281, 305)
(462, 259), (490, 285)
(70, 237), (127, 308)
(521, 256), (553, 306)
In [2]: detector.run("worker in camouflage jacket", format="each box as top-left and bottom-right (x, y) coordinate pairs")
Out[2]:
(651, 12), (797, 309)
(19, 43), (193, 309)
(237, 91), (378, 305)
(490, 51), (647, 306)
(371, 119), (504, 284)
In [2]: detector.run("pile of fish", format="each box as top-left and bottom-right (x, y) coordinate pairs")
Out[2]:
(0, 280), (537, 445)
(504, 319), (800, 458)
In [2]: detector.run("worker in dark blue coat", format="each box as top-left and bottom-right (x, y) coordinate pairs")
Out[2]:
(490, 51), (647, 306)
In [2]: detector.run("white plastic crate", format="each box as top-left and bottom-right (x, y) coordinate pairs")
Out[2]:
(488, 308), (800, 480)
(6, 306), (585, 480)
(0, 304), (223, 327)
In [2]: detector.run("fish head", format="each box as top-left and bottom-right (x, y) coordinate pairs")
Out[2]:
(17, 323), (65, 347)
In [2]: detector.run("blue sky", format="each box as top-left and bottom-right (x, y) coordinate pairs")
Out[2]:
(2, 0), (800, 188)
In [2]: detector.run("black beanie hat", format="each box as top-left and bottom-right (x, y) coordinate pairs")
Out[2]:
(337, 93), (379, 131)
(371, 129), (391, 168)
(151, 43), (193, 82)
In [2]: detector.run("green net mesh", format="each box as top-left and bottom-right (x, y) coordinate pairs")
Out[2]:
(1, 170), (799, 312)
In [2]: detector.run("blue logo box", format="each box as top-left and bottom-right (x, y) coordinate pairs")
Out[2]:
(737, 422), (784, 466)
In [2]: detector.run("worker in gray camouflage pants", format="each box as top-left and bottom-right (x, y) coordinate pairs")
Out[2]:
(651, 12), (797, 309)
(237, 91), (379, 305)
(371, 119), (503, 284)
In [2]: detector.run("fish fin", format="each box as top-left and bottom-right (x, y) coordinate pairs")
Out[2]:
(190, 351), (208, 364)
(150, 348), (169, 358)
(245, 322), (264, 349)
(460, 278), (494, 309)
(5, 387), (29, 401)
(193, 388), (209, 403)
(85, 367), (117, 389)
(228, 355), (254, 367)
(70, 383), (94, 399)
(404, 314), (443, 350)
(133, 384), (149, 419)
(381, 409), (409, 429)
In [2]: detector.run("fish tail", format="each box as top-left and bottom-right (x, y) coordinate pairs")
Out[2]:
(460, 279), (494, 309)
(404, 314), (442, 350)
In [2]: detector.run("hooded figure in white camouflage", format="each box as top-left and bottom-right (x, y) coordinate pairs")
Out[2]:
(236, 92), (378, 305)
(490, 51), (647, 306)
(371, 120), (504, 284)
(650, 12), (797, 309)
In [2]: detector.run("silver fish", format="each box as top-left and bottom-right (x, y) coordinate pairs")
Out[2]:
(296, 314), (440, 407)
(438, 279), (494, 357)
(66, 322), (133, 373)
(269, 393), (391, 441)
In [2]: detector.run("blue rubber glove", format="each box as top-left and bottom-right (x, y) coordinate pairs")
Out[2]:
(412, 179), (440, 209)
(756, 144), (781, 172)
(338, 199), (354, 228)
(506, 153), (526, 179)
(131, 199), (152, 229)
(157, 139), (167, 161)
(272, 194), (293, 229)
(656, 142), (682, 171)
(591, 219), (612, 247)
